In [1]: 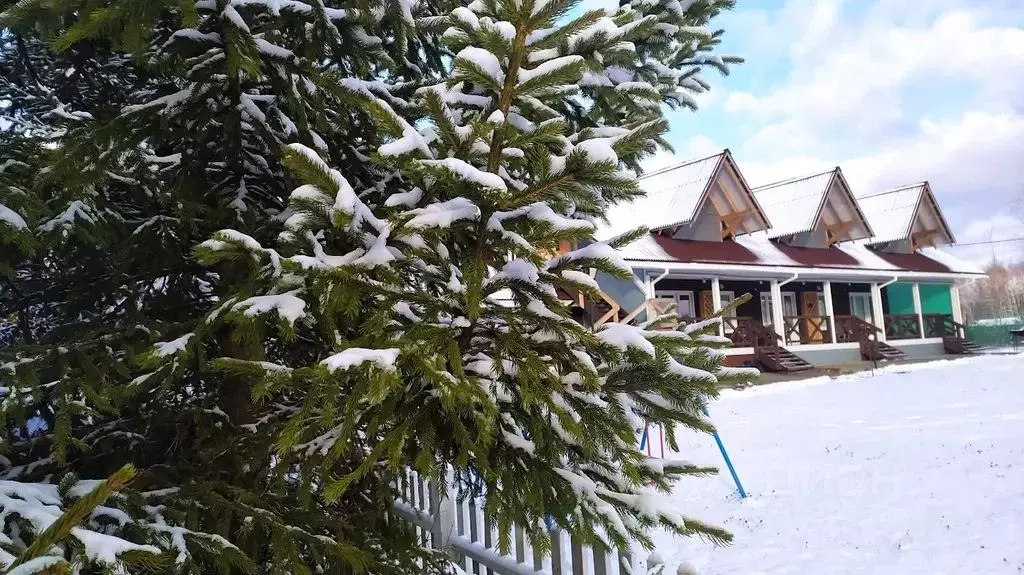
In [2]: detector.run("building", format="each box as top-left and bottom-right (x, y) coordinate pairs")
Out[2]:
(590, 150), (985, 372)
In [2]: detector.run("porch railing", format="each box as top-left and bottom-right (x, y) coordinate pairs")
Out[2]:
(883, 314), (921, 340)
(834, 315), (886, 359)
(392, 468), (661, 575)
(922, 314), (960, 338)
(781, 315), (832, 345)
(722, 316), (779, 348)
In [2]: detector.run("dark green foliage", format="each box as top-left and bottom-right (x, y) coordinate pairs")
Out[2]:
(0, 0), (745, 572)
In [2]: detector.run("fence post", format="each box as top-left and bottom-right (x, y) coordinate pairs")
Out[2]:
(429, 469), (457, 554)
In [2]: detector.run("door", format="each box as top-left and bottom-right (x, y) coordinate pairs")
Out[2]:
(801, 292), (825, 342)
(850, 292), (874, 324)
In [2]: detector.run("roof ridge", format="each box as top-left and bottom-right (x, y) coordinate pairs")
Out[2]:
(637, 150), (725, 181)
(751, 168), (836, 192)
(857, 181), (927, 199)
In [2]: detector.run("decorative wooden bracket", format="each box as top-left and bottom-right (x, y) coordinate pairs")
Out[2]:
(825, 220), (856, 245)
(911, 229), (940, 250)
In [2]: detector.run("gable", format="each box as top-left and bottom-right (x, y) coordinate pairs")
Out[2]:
(595, 150), (770, 242)
(752, 167), (872, 247)
(909, 185), (956, 249)
(858, 182), (955, 251)
(709, 154), (771, 239)
(818, 169), (873, 245)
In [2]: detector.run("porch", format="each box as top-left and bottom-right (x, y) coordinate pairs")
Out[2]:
(642, 277), (886, 347)
(627, 276), (964, 344)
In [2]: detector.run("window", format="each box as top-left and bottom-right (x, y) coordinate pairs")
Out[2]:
(719, 291), (737, 317)
(720, 290), (737, 334)
(760, 292), (798, 325)
(850, 293), (874, 323)
(654, 290), (696, 319)
(760, 293), (772, 326)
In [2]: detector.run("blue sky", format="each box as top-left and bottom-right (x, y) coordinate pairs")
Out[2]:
(585, 0), (1024, 262)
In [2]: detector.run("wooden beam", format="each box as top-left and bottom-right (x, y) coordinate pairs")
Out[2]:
(708, 192), (727, 217)
(720, 210), (752, 239)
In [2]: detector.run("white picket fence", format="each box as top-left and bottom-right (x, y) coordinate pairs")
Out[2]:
(392, 468), (670, 575)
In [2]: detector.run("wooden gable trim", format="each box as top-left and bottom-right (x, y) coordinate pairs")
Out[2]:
(720, 209), (753, 239)
(718, 150), (772, 234)
(899, 182), (954, 249)
(810, 167), (875, 245)
(825, 220), (857, 245)
(910, 228), (941, 250)
(832, 167), (875, 241)
(919, 182), (956, 245)
(807, 169), (840, 240)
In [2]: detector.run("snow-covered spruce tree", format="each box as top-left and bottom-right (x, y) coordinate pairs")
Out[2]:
(188, 0), (745, 560)
(2, 0), (746, 572)
(1, 0), (445, 572)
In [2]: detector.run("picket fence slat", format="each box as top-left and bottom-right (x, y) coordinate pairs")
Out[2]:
(392, 468), (661, 575)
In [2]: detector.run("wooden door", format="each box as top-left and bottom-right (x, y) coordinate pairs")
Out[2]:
(802, 292), (823, 342)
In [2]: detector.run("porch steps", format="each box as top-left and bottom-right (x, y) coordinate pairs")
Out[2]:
(756, 347), (814, 373)
(861, 340), (906, 362)
(943, 336), (985, 355)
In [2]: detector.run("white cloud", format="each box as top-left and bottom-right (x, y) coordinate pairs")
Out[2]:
(723, 92), (760, 114)
(725, 3), (1024, 160)
(699, 0), (1024, 260)
(948, 213), (1024, 264)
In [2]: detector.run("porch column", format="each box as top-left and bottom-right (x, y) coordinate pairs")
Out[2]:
(710, 276), (724, 337)
(911, 282), (925, 339)
(823, 280), (837, 343)
(770, 279), (784, 340)
(951, 284), (964, 324)
(870, 282), (886, 342)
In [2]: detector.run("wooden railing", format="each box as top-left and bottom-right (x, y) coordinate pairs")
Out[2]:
(883, 314), (921, 340)
(922, 314), (960, 338)
(834, 315), (884, 358)
(782, 315), (832, 345)
(722, 316), (778, 348)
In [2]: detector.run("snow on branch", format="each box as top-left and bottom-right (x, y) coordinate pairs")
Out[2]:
(416, 158), (507, 191)
(232, 291), (307, 325)
(321, 348), (401, 372)
(545, 242), (632, 275)
(403, 197), (480, 229)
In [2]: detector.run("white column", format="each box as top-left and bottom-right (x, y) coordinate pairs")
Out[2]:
(823, 280), (837, 344)
(870, 282), (886, 342)
(912, 282), (925, 339)
(770, 279), (784, 342)
(951, 284), (964, 324)
(710, 276), (723, 337)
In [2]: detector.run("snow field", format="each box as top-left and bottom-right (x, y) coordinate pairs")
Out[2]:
(654, 355), (1024, 574)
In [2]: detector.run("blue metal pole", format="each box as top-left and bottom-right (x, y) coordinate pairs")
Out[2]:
(638, 426), (649, 452)
(703, 406), (747, 498)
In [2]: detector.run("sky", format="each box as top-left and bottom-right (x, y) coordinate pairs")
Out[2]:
(584, 0), (1024, 263)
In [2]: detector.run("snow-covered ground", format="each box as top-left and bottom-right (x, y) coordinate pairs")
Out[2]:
(655, 355), (1024, 574)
